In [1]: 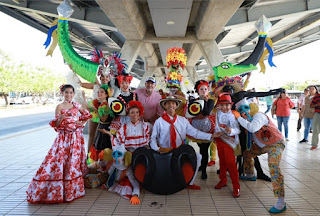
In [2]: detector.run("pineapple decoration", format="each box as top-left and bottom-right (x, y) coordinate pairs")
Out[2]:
(166, 47), (187, 89)
(165, 47), (188, 116)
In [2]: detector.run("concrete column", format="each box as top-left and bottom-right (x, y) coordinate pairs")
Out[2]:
(138, 67), (156, 88)
(186, 66), (198, 84)
(120, 40), (143, 73)
(197, 40), (225, 74)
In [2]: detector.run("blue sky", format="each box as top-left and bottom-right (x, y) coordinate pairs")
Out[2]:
(0, 11), (319, 90)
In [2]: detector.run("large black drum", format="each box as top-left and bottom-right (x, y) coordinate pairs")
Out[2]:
(131, 145), (197, 195)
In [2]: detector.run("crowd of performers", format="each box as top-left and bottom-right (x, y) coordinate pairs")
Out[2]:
(27, 50), (320, 214)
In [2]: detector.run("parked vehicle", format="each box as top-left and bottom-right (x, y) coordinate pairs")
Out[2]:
(10, 96), (33, 105)
(291, 98), (298, 109)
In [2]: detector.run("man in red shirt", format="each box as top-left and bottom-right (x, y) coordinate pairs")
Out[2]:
(310, 92), (320, 150)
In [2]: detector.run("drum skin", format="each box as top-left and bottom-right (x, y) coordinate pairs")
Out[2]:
(131, 145), (197, 195)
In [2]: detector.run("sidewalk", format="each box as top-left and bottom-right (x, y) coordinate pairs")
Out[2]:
(0, 104), (56, 119)
(0, 120), (320, 215)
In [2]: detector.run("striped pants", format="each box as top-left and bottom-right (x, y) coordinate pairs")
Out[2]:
(243, 142), (285, 197)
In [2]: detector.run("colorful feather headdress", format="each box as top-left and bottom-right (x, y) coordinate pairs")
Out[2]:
(208, 75), (244, 94)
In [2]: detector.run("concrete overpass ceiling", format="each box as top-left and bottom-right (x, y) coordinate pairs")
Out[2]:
(147, 0), (192, 69)
(1, 0), (320, 84)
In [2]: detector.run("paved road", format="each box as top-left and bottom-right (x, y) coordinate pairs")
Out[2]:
(0, 106), (298, 137)
(0, 111), (54, 137)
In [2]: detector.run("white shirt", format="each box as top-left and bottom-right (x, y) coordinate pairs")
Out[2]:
(297, 94), (305, 106)
(215, 110), (240, 148)
(113, 121), (149, 152)
(150, 115), (212, 151)
(237, 112), (269, 148)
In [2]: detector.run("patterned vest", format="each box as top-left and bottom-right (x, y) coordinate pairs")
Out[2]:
(255, 114), (283, 145)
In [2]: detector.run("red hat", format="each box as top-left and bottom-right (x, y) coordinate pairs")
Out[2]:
(217, 94), (233, 105)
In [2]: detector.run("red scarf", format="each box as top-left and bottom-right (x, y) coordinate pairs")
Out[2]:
(162, 112), (178, 149)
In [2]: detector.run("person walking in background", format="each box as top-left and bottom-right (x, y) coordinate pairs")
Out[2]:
(272, 89), (295, 141)
(310, 90), (320, 150)
(300, 86), (318, 144)
(297, 88), (309, 132)
(265, 94), (274, 114)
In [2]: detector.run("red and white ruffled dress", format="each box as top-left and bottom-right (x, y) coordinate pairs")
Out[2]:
(26, 102), (91, 204)
(112, 120), (150, 152)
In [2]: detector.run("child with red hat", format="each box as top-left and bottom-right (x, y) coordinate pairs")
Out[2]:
(213, 94), (241, 197)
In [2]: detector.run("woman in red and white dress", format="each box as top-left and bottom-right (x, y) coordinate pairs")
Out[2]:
(26, 84), (92, 204)
(112, 100), (149, 152)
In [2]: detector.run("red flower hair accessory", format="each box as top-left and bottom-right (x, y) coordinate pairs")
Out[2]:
(116, 75), (133, 86)
(127, 101), (144, 116)
(196, 80), (209, 93)
(59, 84), (66, 93)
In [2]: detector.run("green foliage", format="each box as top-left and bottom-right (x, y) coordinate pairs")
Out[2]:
(0, 49), (65, 96)
(282, 80), (318, 91)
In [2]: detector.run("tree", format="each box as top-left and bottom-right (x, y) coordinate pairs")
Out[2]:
(282, 80), (318, 91)
(0, 49), (17, 105)
(0, 49), (66, 105)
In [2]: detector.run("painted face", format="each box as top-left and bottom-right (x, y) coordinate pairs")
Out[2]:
(169, 88), (178, 94)
(164, 100), (177, 113)
(128, 107), (140, 123)
(145, 81), (156, 93)
(97, 88), (107, 100)
(63, 88), (74, 101)
(120, 81), (129, 92)
(198, 85), (209, 97)
(218, 103), (232, 113)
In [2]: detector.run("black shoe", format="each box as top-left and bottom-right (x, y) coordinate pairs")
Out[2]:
(299, 139), (308, 143)
(310, 130), (313, 133)
(297, 129), (300, 132)
(257, 174), (271, 182)
(201, 171), (208, 180)
(217, 169), (220, 174)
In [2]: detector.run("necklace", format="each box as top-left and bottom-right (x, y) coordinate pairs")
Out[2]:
(64, 100), (72, 104)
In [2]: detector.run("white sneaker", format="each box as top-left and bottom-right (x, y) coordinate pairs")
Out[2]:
(285, 138), (289, 141)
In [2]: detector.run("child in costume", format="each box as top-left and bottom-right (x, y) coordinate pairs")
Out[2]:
(150, 95), (214, 190)
(213, 94), (241, 198)
(79, 48), (114, 152)
(186, 80), (215, 180)
(86, 84), (114, 163)
(235, 98), (286, 213)
(109, 74), (138, 134)
(113, 101), (150, 152)
(27, 84), (92, 203)
(101, 145), (141, 205)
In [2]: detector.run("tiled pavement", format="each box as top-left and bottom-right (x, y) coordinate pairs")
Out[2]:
(0, 121), (320, 216)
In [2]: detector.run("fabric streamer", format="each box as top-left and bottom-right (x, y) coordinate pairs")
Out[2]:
(258, 37), (276, 73)
(43, 19), (58, 56)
